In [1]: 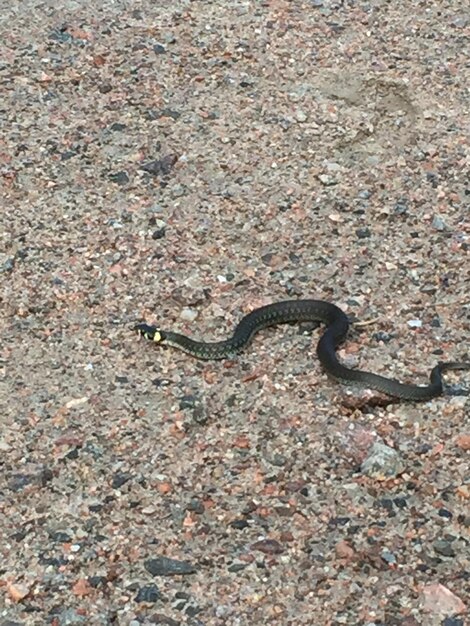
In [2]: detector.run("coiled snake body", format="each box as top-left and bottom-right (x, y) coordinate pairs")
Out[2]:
(135, 299), (469, 401)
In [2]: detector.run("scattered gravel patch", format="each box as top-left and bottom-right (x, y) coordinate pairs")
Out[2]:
(1, 1), (469, 625)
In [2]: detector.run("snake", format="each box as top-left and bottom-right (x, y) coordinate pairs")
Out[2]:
(134, 299), (469, 401)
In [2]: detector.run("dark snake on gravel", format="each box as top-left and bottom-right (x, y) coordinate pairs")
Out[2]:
(135, 299), (469, 401)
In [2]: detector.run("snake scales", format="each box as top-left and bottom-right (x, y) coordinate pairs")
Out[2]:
(135, 299), (469, 401)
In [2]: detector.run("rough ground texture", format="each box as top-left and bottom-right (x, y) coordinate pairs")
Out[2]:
(1, 1), (469, 625)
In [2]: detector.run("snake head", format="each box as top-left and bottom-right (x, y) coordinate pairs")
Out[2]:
(135, 323), (166, 343)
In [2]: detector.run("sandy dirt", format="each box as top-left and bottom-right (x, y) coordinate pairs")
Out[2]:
(1, 1), (469, 625)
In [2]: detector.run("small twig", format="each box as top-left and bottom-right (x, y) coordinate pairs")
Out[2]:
(353, 317), (381, 328)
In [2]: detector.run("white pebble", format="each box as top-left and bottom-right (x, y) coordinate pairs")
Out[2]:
(407, 319), (422, 328)
(180, 308), (198, 322)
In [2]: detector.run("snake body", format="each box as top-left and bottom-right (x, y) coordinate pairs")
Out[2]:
(135, 299), (469, 401)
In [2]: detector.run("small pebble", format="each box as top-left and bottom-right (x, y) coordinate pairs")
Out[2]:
(356, 227), (371, 239)
(57, 609), (86, 625)
(180, 308), (198, 322)
(135, 584), (161, 602)
(318, 174), (338, 186)
(433, 539), (456, 557)
(144, 556), (197, 576)
(380, 548), (397, 564)
(109, 171), (129, 185)
(250, 538), (284, 554)
(7, 582), (31, 602)
(442, 618), (464, 626)
(432, 215), (447, 231)
(361, 442), (405, 479)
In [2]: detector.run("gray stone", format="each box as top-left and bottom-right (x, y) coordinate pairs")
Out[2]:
(361, 442), (405, 479)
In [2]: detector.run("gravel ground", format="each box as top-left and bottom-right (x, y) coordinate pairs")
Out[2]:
(1, 1), (469, 625)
